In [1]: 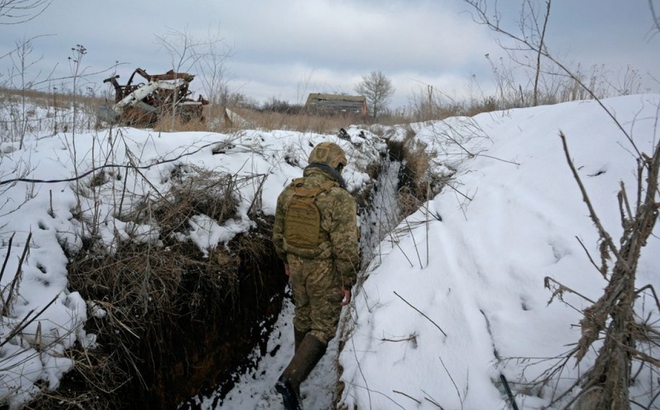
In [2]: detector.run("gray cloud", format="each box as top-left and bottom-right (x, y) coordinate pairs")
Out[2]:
(0, 0), (657, 109)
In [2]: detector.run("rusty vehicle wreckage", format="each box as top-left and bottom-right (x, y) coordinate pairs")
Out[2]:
(98, 67), (209, 127)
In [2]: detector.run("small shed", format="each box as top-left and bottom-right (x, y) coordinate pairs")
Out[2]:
(305, 93), (367, 116)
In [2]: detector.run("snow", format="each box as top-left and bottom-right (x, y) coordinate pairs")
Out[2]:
(0, 94), (659, 409)
(339, 97), (660, 409)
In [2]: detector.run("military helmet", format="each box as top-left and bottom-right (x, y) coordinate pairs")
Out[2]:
(308, 142), (347, 170)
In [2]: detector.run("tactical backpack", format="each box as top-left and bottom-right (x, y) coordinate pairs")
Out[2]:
(284, 178), (337, 250)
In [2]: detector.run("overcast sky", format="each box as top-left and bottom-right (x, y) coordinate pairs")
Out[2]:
(0, 0), (658, 109)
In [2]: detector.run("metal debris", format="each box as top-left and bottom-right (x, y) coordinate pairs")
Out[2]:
(99, 68), (209, 126)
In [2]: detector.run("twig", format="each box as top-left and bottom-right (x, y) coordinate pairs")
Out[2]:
(393, 291), (447, 337)
(500, 374), (520, 410)
(0, 232), (15, 285)
(246, 174), (267, 217)
(439, 354), (463, 408)
(614, 336), (660, 366)
(559, 131), (628, 270)
(0, 293), (60, 349)
(474, 153), (521, 166)
(619, 181), (633, 223)
(544, 276), (596, 304)
(381, 335), (416, 343)
(344, 380), (405, 409)
(574, 236), (605, 277)
(3, 232), (31, 316)
(392, 390), (421, 404)
(444, 182), (473, 201)
(350, 334), (372, 409)
(0, 138), (225, 186)
(389, 233), (414, 268)
(405, 220), (423, 269)
(636, 285), (660, 314)
(422, 390), (444, 409)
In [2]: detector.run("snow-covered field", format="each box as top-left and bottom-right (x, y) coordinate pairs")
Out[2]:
(0, 94), (659, 409)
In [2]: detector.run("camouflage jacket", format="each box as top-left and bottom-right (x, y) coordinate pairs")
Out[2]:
(273, 165), (360, 287)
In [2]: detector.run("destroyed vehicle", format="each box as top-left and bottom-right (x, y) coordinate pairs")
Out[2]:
(98, 68), (209, 127)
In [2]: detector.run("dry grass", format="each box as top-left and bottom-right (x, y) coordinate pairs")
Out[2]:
(386, 127), (433, 218)
(152, 113), (210, 132)
(0, 86), (105, 113)
(0, 84), (514, 137)
(403, 141), (432, 195)
(0, 87), (107, 139)
(396, 186), (424, 219)
(24, 163), (284, 409)
(56, 237), (246, 408)
(133, 164), (239, 234)
(224, 107), (368, 134)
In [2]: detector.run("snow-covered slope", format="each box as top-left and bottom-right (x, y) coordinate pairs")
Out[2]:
(338, 95), (660, 409)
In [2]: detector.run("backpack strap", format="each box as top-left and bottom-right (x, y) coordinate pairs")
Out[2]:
(290, 178), (338, 198)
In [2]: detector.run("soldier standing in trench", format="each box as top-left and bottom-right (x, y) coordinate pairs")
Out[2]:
(272, 142), (360, 410)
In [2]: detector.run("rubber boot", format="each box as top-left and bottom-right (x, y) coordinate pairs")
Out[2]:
(294, 328), (308, 352)
(275, 334), (327, 410)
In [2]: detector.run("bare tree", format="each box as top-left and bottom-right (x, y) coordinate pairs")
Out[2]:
(650, 0), (660, 33)
(6, 36), (44, 147)
(154, 26), (233, 128)
(465, 0), (631, 134)
(0, 0), (52, 24)
(154, 27), (209, 75)
(531, 0), (552, 106)
(465, 0), (553, 107)
(190, 25), (234, 106)
(354, 70), (395, 118)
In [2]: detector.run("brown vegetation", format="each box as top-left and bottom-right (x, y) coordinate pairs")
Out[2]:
(555, 133), (660, 409)
(23, 166), (288, 410)
(381, 126), (437, 218)
(0, 86), (104, 112)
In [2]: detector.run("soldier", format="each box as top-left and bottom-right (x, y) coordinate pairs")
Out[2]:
(272, 142), (360, 410)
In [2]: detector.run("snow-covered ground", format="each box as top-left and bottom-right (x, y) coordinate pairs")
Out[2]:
(0, 94), (659, 409)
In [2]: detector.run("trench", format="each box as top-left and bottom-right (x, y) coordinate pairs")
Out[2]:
(157, 236), (289, 409)
(56, 216), (289, 410)
(176, 141), (413, 408)
(52, 138), (421, 410)
(173, 142), (412, 408)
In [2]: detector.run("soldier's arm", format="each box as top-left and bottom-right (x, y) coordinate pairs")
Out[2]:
(328, 191), (360, 288)
(272, 192), (288, 261)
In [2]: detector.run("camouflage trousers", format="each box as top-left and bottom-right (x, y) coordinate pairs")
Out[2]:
(287, 254), (344, 345)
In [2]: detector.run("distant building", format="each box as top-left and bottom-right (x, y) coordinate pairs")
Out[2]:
(305, 93), (367, 116)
